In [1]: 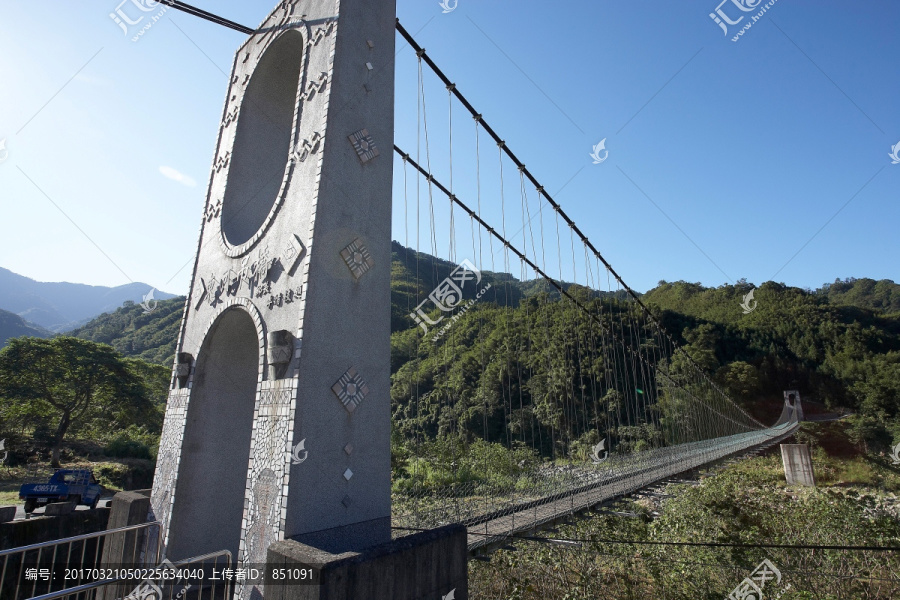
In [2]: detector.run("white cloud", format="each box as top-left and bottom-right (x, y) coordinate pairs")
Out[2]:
(159, 165), (196, 188)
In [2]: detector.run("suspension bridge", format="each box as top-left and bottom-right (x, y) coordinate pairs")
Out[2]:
(1, 2), (804, 599)
(386, 18), (800, 553)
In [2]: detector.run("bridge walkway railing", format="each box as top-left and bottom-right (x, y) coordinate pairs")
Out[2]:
(466, 423), (799, 552)
(392, 421), (799, 553)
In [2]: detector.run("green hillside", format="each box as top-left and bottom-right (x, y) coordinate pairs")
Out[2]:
(39, 247), (900, 454)
(0, 308), (51, 347)
(68, 297), (185, 366)
(390, 240), (628, 332)
(817, 277), (900, 313)
(643, 280), (900, 443)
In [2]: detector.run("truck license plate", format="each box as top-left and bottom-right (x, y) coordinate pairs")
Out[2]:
(37, 498), (48, 503)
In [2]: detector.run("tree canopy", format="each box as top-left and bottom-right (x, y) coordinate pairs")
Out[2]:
(0, 336), (160, 466)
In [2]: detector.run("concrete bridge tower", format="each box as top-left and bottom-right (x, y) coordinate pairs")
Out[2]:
(150, 0), (396, 582)
(784, 390), (804, 421)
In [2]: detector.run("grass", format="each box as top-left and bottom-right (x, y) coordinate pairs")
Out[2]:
(470, 447), (900, 599)
(467, 422), (900, 599)
(729, 421), (900, 493)
(0, 490), (20, 505)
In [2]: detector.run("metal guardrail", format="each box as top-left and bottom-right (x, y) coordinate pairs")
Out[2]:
(24, 550), (234, 600)
(0, 522), (162, 600)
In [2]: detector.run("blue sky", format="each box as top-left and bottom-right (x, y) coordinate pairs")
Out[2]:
(0, 0), (897, 296)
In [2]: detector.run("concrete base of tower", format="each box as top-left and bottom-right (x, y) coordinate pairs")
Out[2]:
(263, 524), (467, 600)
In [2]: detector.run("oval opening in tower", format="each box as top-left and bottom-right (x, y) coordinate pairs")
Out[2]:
(221, 30), (304, 248)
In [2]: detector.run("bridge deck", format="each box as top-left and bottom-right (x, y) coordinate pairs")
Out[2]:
(464, 425), (798, 553)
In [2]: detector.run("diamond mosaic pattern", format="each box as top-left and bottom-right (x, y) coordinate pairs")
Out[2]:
(339, 238), (375, 280)
(331, 367), (370, 413)
(348, 128), (379, 163)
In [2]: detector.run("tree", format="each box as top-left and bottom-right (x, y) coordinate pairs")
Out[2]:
(716, 361), (760, 400)
(681, 323), (720, 373)
(0, 337), (153, 466)
(846, 415), (893, 455)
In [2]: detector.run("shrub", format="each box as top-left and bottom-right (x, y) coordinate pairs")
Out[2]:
(391, 436), (540, 493)
(104, 437), (152, 460)
(96, 462), (131, 489)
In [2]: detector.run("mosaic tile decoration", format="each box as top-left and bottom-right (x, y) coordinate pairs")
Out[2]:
(331, 367), (370, 413)
(339, 238), (375, 280)
(243, 468), (279, 565)
(150, 389), (191, 550)
(283, 233), (306, 276)
(239, 388), (294, 567)
(348, 128), (379, 163)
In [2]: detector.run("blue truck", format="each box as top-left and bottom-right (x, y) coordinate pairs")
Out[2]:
(19, 469), (103, 514)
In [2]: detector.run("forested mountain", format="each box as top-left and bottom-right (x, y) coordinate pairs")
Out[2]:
(388, 263), (900, 458)
(389, 279), (900, 458)
(816, 277), (900, 313)
(390, 241), (629, 331)
(66, 242), (622, 363)
(68, 298), (185, 366)
(643, 280), (900, 445)
(0, 266), (176, 331)
(35, 246), (898, 454)
(0, 308), (51, 347)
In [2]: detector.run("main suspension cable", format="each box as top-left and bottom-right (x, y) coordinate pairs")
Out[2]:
(395, 145), (764, 434)
(156, 1), (255, 34)
(157, 3), (765, 430)
(394, 19), (760, 428)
